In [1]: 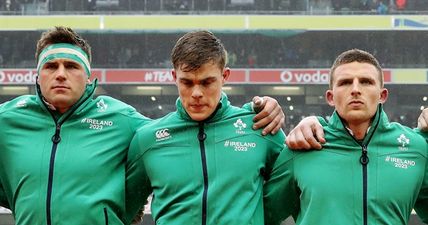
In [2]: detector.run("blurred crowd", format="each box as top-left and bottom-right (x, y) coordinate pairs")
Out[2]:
(0, 30), (427, 69)
(0, 0), (427, 14)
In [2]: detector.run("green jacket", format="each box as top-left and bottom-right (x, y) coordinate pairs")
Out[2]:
(264, 104), (428, 225)
(0, 80), (150, 225)
(126, 93), (285, 225)
(0, 183), (8, 209)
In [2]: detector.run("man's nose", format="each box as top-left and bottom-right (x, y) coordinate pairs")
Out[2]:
(351, 80), (361, 95)
(192, 86), (203, 98)
(54, 65), (67, 80)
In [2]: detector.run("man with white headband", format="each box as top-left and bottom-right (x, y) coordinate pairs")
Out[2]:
(0, 26), (151, 225)
(0, 26), (293, 225)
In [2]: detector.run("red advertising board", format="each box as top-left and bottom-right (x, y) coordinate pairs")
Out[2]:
(228, 69), (247, 82)
(0, 69), (38, 84)
(0, 69), (102, 84)
(104, 69), (248, 83)
(105, 69), (174, 83)
(91, 70), (103, 82)
(0, 68), (393, 84)
(384, 71), (391, 82)
(248, 69), (391, 84)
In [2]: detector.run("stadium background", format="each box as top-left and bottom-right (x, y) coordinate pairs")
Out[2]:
(0, 0), (428, 224)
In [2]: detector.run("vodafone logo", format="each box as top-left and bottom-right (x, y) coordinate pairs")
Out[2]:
(155, 129), (171, 141)
(0, 70), (37, 84)
(280, 70), (329, 83)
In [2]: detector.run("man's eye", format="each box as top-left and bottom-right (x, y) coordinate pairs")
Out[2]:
(182, 81), (193, 86)
(338, 80), (351, 86)
(202, 79), (216, 86)
(361, 79), (373, 85)
(66, 64), (80, 69)
(201, 81), (211, 86)
(44, 64), (56, 69)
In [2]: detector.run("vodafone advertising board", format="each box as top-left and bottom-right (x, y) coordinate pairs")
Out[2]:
(0, 68), (391, 84)
(249, 69), (391, 84)
(104, 69), (391, 84)
(0, 69), (103, 84)
(0, 70), (38, 84)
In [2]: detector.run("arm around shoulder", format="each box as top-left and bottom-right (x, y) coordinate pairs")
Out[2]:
(264, 148), (299, 225)
(125, 131), (152, 224)
(414, 142), (428, 223)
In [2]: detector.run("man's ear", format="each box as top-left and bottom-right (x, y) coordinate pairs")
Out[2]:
(326, 90), (335, 107)
(379, 88), (388, 104)
(36, 76), (40, 85)
(222, 67), (231, 84)
(172, 69), (177, 81)
(172, 69), (179, 87)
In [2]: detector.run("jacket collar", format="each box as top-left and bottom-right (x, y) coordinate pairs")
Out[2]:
(176, 92), (230, 123)
(328, 103), (388, 145)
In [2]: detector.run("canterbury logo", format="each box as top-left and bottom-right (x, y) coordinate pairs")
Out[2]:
(155, 129), (170, 140)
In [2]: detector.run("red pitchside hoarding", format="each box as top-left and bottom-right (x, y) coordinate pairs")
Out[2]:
(0, 68), (392, 84)
(248, 69), (391, 84)
(104, 69), (248, 83)
(228, 69), (247, 82)
(0, 69), (38, 84)
(105, 69), (174, 83)
(91, 70), (103, 82)
(0, 69), (102, 84)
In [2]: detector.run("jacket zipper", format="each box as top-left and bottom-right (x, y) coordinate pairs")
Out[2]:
(46, 124), (61, 225)
(43, 88), (95, 225)
(359, 145), (369, 225)
(198, 122), (208, 225)
(341, 105), (382, 225)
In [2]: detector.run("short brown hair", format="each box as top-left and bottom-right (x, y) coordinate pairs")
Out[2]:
(35, 26), (91, 63)
(171, 30), (227, 72)
(329, 49), (383, 88)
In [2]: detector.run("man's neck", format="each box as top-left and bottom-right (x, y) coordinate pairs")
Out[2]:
(42, 98), (70, 114)
(346, 121), (371, 141)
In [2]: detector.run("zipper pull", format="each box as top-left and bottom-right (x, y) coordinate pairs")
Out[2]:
(198, 122), (206, 141)
(51, 124), (61, 144)
(359, 145), (369, 165)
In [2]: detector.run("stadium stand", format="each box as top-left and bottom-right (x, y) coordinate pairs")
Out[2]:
(1, 30), (428, 69)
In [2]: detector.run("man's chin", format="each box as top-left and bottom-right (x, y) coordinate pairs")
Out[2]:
(345, 113), (374, 123)
(49, 98), (75, 108)
(189, 115), (209, 122)
(188, 112), (210, 122)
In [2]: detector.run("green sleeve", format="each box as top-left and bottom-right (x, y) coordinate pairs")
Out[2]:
(264, 148), (299, 225)
(265, 131), (287, 180)
(0, 103), (11, 209)
(125, 132), (152, 224)
(415, 173), (428, 223)
(415, 128), (428, 141)
(127, 108), (152, 132)
(414, 140), (428, 223)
